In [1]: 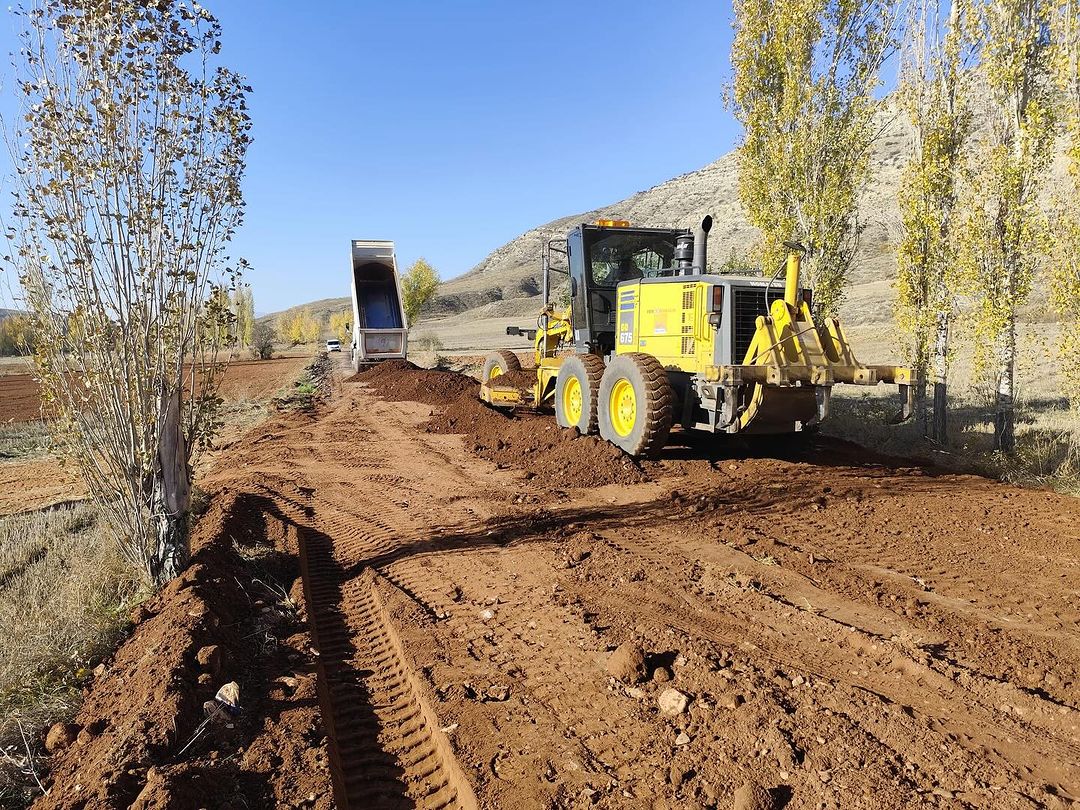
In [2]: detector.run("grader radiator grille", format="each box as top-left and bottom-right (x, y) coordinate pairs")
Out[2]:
(733, 287), (786, 362)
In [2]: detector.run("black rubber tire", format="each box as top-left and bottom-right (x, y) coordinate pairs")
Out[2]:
(555, 354), (605, 434)
(598, 353), (673, 458)
(481, 350), (521, 384)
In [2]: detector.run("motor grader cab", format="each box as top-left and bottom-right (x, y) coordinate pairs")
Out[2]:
(481, 217), (913, 457)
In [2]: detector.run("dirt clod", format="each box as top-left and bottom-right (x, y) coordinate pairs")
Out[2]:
(44, 723), (79, 753)
(195, 644), (223, 676)
(606, 641), (647, 683)
(733, 781), (777, 810)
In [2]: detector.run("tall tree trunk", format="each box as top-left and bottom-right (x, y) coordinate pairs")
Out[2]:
(995, 319), (1016, 452)
(932, 310), (949, 444)
(914, 379), (928, 435)
(151, 508), (189, 584)
(151, 389), (191, 585)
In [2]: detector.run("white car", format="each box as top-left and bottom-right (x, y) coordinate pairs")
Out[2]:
(325, 339), (342, 352)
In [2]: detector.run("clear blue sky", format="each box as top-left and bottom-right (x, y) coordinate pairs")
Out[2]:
(0, 0), (742, 314)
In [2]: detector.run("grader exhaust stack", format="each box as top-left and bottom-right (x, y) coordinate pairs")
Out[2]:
(481, 218), (913, 458)
(692, 215), (712, 275)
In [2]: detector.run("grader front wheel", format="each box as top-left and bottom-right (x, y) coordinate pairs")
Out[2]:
(555, 354), (604, 434)
(598, 353), (673, 458)
(481, 350), (521, 384)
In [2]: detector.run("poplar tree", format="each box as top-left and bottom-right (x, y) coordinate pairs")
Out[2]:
(729, 0), (897, 318)
(9, 0), (251, 585)
(233, 284), (255, 348)
(960, 0), (1058, 450)
(401, 258), (440, 326)
(1051, 0), (1080, 407)
(895, 0), (975, 441)
(329, 307), (351, 344)
(278, 309), (319, 346)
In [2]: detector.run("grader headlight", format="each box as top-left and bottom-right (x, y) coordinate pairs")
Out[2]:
(708, 286), (724, 327)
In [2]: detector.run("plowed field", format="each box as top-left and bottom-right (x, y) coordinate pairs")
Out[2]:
(0, 356), (311, 423)
(34, 360), (1080, 810)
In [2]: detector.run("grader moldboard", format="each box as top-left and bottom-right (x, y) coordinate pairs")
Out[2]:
(480, 217), (914, 458)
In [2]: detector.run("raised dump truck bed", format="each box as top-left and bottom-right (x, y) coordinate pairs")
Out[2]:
(351, 239), (408, 370)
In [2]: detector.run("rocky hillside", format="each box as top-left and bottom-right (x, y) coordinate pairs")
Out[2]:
(430, 107), (911, 324)
(266, 101), (1068, 330)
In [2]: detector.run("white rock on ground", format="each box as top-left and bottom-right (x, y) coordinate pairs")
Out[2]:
(658, 688), (690, 716)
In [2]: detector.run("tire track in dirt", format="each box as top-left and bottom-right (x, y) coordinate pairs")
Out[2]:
(560, 507), (1080, 791)
(384, 551), (644, 770)
(234, 385), (513, 808)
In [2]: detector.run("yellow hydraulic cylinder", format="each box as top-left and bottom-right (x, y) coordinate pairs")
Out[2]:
(784, 251), (800, 309)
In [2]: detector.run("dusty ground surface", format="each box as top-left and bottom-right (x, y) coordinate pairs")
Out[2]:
(0, 356), (311, 424)
(33, 359), (1080, 810)
(0, 356), (311, 516)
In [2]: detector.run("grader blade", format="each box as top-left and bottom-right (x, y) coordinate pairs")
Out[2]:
(722, 251), (914, 434)
(888, 383), (916, 425)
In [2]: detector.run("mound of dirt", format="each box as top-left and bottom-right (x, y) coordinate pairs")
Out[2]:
(35, 489), (333, 810)
(490, 368), (537, 390)
(353, 361), (645, 488)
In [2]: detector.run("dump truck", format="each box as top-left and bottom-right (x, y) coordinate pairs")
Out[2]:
(480, 217), (913, 457)
(350, 239), (408, 370)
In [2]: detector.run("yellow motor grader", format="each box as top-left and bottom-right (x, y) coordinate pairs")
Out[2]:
(480, 217), (913, 457)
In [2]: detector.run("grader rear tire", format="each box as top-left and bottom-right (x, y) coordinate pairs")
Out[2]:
(598, 353), (673, 458)
(555, 354), (605, 434)
(481, 350), (521, 384)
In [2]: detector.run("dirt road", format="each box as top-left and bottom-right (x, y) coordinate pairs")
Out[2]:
(37, 361), (1080, 809)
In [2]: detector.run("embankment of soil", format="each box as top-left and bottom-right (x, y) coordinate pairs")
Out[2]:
(35, 487), (332, 810)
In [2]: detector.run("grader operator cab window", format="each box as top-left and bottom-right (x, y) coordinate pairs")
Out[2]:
(587, 232), (676, 285)
(567, 224), (681, 353)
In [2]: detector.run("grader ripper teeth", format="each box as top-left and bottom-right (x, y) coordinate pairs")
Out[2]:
(480, 218), (913, 458)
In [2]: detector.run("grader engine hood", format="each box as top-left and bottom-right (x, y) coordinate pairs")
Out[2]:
(614, 250), (914, 435)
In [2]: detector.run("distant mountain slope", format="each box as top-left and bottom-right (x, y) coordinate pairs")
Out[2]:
(265, 100), (1068, 330)
(429, 106), (912, 323)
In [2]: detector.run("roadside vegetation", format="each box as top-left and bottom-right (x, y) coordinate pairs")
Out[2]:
(826, 389), (1080, 494)
(401, 258), (441, 326)
(0, 503), (143, 807)
(9, 0), (252, 586)
(0, 422), (50, 461)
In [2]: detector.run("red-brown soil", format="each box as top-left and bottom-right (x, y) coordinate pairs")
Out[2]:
(34, 360), (1080, 809)
(36, 486), (333, 810)
(0, 356), (310, 425)
(0, 357), (312, 516)
(0, 373), (42, 423)
(354, 360), (643, 488)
